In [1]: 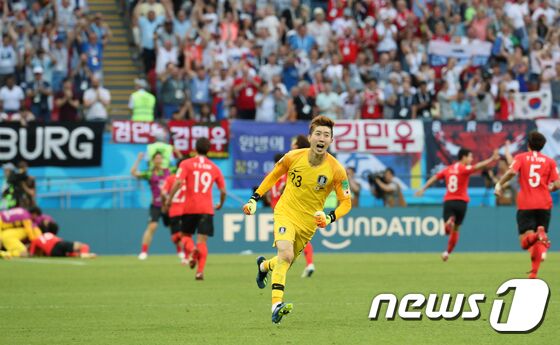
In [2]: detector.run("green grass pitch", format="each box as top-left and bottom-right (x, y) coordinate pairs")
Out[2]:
(1, 253), (557, 345)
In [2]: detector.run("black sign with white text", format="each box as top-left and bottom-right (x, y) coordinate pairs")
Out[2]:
(0, 122), (104, 167)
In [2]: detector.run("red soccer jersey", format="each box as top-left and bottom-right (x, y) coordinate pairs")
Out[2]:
(30, 233), (62, 256)
(270, 174), (287, 209)
(511, 151), (559, 210)
(162, 174), (187, 217)
(177, 156), (225, 215)
(436, 162), (476, 202)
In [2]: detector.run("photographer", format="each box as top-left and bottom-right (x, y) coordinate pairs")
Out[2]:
(7, 161), (36, 208)
(369, 168), (406, 207)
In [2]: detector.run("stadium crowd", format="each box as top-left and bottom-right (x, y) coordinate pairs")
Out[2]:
(128, 0), (560, 121)
(0, 0), (112, 122)
(0, 0), (559, 122)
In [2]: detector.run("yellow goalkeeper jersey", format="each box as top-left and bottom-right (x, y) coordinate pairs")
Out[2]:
(256, 148), (351, 230)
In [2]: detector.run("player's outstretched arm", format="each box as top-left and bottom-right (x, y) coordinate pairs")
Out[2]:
(243, 156), (290, 215)
(474, 150), (499, 171)
(130, 152), (144, 178)
(415, 174), (439, 197)
(494, 169), (516, 197)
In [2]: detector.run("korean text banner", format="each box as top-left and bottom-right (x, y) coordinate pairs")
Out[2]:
(112, 120), (166, 144)
(424, 120), (536, 186)
(168, 120), (229, 158)
(0, 122), (104, 167)
(231, 120), (308, 189)
(332, 120), (424, 154)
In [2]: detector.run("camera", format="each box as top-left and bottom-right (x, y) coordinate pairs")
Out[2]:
(367, 171), (386, 200)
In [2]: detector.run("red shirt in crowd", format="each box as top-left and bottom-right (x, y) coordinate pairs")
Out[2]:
(511, 151), (559, 210)
(233, 77), (260, 110)
(176, 155), (225, 215)
(339, 37), (359, 65)
(361, 89), (383, 119)
(436, 162), (477, 202)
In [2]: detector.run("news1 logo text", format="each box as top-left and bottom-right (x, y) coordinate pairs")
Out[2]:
(368, 279), (550, 333)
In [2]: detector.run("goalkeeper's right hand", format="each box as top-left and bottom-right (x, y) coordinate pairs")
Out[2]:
(243, 193), (260, 215)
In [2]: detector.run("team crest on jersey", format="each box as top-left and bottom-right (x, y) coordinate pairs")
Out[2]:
(279, 227), (286, 234)
(315, 175), (328, 191)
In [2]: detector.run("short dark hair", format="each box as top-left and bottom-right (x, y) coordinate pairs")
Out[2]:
(385, 167), (395, 175)
(29, 206), (42, 216)
(309, 115), (335, 137)
(196, 137), (211, 155)
(45, 222), (59, 235)
(152, 152), (163, 160)
(528, 131), (546, 152)
(458, 148), (472, 160)
(293, 135), (310, 149)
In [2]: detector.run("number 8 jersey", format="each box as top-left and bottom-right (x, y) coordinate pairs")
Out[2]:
(436, 162), (476, 203)
(176, 156), (226, 215)
(511, 151), (559, 210)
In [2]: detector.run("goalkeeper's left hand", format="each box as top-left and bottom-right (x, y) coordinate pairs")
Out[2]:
(314, 211), (335, 228)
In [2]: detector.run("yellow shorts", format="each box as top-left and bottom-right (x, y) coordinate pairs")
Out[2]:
(1, 228), (27, 257)
(273, 214), (315, 259)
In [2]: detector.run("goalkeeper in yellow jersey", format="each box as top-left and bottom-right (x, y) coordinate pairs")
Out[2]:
(242, 116), (352, 324)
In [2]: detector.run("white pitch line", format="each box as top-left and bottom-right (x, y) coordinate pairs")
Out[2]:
(9, 259), (87, 266)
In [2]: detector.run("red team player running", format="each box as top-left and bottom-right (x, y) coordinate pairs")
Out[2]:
(167, 138), (226, 280)
(161, 162), (188, 259)
(416, 148), (498, 261)
(495, 131), (560, 278)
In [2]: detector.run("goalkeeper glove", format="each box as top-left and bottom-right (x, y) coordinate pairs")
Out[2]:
(314, 211), (336, 228)
(243, 193), (260, 215)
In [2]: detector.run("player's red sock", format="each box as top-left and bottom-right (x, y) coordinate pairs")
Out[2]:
(529, 241), (546, 277)
(141, 244), (149, 254)
(521, 233), (538, 250)
(80, 244), (90, 254)
(181, 235), (195, 258)
(303, 242), (314, 265)
(447, 230), (459, 254)
(171, 233), (182, 253)
(196, 242), (208, 274)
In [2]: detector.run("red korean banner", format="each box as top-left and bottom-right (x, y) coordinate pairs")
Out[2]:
(332, 120), (424, 154)
(168, 120), (229, 158)
(112, 121), (166, 144)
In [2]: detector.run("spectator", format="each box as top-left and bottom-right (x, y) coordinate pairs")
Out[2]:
(55, 79), (80, 121)
(394, 81), (415, 119)
(83, 76), (111, 122)
(288, 22), (316, 56)
(255, 82), (275, 122)
(468, 78), (494, 120)
(307, 8), (331, 53)
(412, 81), (434, 119)
(437, 80), (455, 120)
(210, 65), (233, 120)
(159, 63), (189, 120)
(129, 78), (155, 121)
(551, 63), (560, 117)
(316, 81), (341, 120)
(137, 10), (165, 73)
(51, 37), (69, 93)
(495, 84), (516, 121)
(72, 54), (93, 102)
(0, 34), (18, 86)
(233, 65), (260, 119)
(361, 78), (384, 119)
(188, 65), (211, 116)
(90, 13), (113, 43)
(273, 87), (289, 121)
(27, 66), (51, 121)
(340, 88), (360, 120)
(155, 40), (178, 76)
(0, 75), (25, 114)
(451, 90), (472, 120)
(259, 53), (282, 84)
(80, 32), (105, 80)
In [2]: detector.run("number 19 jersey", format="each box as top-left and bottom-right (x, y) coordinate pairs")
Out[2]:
(176, 156), (225, 215)
(436, 163), (476, 202)
(511, 151), (559, 210)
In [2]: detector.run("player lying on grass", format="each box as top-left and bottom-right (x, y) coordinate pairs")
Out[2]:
(416, 148), (499, 261)
(495, 131), (560, 278)
(243, 116), (352, 324)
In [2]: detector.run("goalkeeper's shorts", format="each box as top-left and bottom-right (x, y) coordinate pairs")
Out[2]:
(273, 214), (315, 259)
